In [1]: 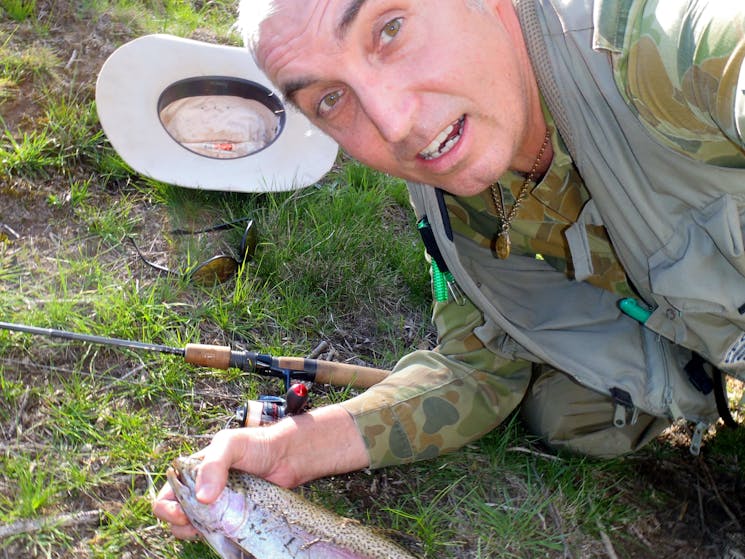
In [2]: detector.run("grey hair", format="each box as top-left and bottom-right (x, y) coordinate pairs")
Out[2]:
(236, 0), (279, 59)
(238, 0), (486, 59)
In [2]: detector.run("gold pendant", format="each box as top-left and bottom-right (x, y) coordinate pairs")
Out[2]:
(495, 231), (511, 259)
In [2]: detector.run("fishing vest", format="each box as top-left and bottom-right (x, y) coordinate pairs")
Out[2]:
(408, 0), (745, 446)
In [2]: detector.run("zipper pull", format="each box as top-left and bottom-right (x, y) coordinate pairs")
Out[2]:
(689, 421), (707, 456)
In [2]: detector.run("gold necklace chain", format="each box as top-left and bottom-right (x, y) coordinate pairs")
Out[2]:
(489, 129), (551, 259)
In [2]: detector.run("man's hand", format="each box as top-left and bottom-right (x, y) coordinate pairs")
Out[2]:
(153, 483), (200, 540)
(151, 427), (272, 538)
(151, 404), (370, 539)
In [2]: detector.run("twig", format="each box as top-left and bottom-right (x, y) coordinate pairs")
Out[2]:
(109, 361), (149, 385)
(677, 501), (689, 522)
(308, 340), (329, 359)
(0, 509), (101, 539)
(628, 523), (653, 549)
(595, 519), (619, 559)
(700, 461), (742, 530)
(143, 466), (157, 502)
(507, 446), (563, 461)
(696, 478), (707, 535)
(64, 49), (78, 70)
(9, 386), (30, 437)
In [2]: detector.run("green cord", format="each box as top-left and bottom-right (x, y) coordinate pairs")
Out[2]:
(431, 259), (450, 302)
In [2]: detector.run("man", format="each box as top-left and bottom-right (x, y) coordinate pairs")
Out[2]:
(154, 0), (745, 539)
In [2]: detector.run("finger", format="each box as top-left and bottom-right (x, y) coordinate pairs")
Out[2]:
(195, 453), (231, 504)
(193, 429), (244, 504)
(155, 482), (176, 502)
(152, 497), (191, 526)
(170, 522), (201, 540)
(153, 483), (190, 525)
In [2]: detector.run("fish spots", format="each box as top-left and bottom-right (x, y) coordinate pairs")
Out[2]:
(169, 456), (419, 558)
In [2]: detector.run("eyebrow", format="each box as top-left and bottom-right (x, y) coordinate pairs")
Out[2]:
(281, 0), (370, 105)
(282, 78), (315, 106)
(337, 0), (369, 40)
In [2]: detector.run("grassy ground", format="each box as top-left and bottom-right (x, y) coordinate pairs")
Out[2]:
(1, 1), (743, 558)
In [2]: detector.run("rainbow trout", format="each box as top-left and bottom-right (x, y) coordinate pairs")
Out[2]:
(167, 456), (419, 559)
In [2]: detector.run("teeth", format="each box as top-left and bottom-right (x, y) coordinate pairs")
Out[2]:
(421, 125), (454, 158)
(420, 117), (463, 160)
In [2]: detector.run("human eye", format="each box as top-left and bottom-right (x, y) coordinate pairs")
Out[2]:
(317, 89), (344, 117)
(379, 17), (402, 46)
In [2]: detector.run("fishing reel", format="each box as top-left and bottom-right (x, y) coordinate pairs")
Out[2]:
(231, 357), (313, 427)
(235, 382), (310, 427)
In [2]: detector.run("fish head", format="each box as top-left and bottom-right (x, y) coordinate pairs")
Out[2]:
(166, 456), (256, 559)
(165, 455), (202, 515)
(166, 455), (238, 534)
(168, 455), (201, 491)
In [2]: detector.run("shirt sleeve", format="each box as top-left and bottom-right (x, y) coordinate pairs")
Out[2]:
(614, 0), (745, 159)
(734, 51), (745, 146)
(340, 293), (532, 469)
(676, 0), (745, 150)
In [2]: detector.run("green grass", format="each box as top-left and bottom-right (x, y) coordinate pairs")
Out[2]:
(0, 0), (37, 21)
(1, 2), (743, 559)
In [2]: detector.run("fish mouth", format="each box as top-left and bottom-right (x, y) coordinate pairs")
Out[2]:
(418, 115), (465, 161)
(170, 456), (202, 486)
(166, 465), (186, 491)
(167, 457), (199, 494)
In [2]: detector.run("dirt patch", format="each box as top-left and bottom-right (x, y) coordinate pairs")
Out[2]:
(1, 1), (126, 130)
(620, 429), (744, 559)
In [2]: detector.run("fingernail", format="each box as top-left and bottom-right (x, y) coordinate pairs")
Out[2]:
(196, 483), (214, 503)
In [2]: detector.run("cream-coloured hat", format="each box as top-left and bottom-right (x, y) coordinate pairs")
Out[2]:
(95, 34), (338, 192)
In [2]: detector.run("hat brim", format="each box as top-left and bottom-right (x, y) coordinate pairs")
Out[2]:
(95, 34), (338, 192)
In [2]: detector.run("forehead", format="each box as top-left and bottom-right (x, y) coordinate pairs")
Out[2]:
(255, 0), (371, 74)
(258, 0), (367, 35)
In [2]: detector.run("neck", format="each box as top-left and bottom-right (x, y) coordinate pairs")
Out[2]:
(496, 0), (553, 176)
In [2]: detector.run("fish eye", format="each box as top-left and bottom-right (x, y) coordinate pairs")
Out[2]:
(380, 17), (402, 45)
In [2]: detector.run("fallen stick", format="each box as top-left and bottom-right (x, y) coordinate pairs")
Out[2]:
(595, 519), (619, 559)
(700, 461), (742, 531)
(0, 509), (101, 539)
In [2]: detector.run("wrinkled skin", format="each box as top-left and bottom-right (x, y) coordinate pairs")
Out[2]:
(255, 0), (551, 196)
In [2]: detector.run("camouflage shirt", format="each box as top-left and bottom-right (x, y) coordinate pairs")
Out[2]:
(341, 0), (745, 468)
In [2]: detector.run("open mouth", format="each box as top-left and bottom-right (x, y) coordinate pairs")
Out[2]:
(418, 116), (465, 160)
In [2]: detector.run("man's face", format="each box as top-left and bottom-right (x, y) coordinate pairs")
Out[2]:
(257, 0), (532, 196)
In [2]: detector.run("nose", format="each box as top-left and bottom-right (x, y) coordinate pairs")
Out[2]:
(354, 74), (417, 145)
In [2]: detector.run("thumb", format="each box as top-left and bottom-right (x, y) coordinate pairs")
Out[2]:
(195, 458), (228, 504)
(193, 432), (237, 504)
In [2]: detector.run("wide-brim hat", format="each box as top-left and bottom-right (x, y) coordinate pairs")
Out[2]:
(95, 34), (338, 192)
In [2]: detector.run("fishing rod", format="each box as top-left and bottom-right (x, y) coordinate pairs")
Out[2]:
(0, 320), (390, 391)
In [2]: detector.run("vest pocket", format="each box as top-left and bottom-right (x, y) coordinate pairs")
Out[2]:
(646, 194), (745, 369)
(648, 193), (745, 312)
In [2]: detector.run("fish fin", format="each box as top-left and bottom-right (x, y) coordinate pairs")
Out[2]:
(201, 531), (256, 559)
